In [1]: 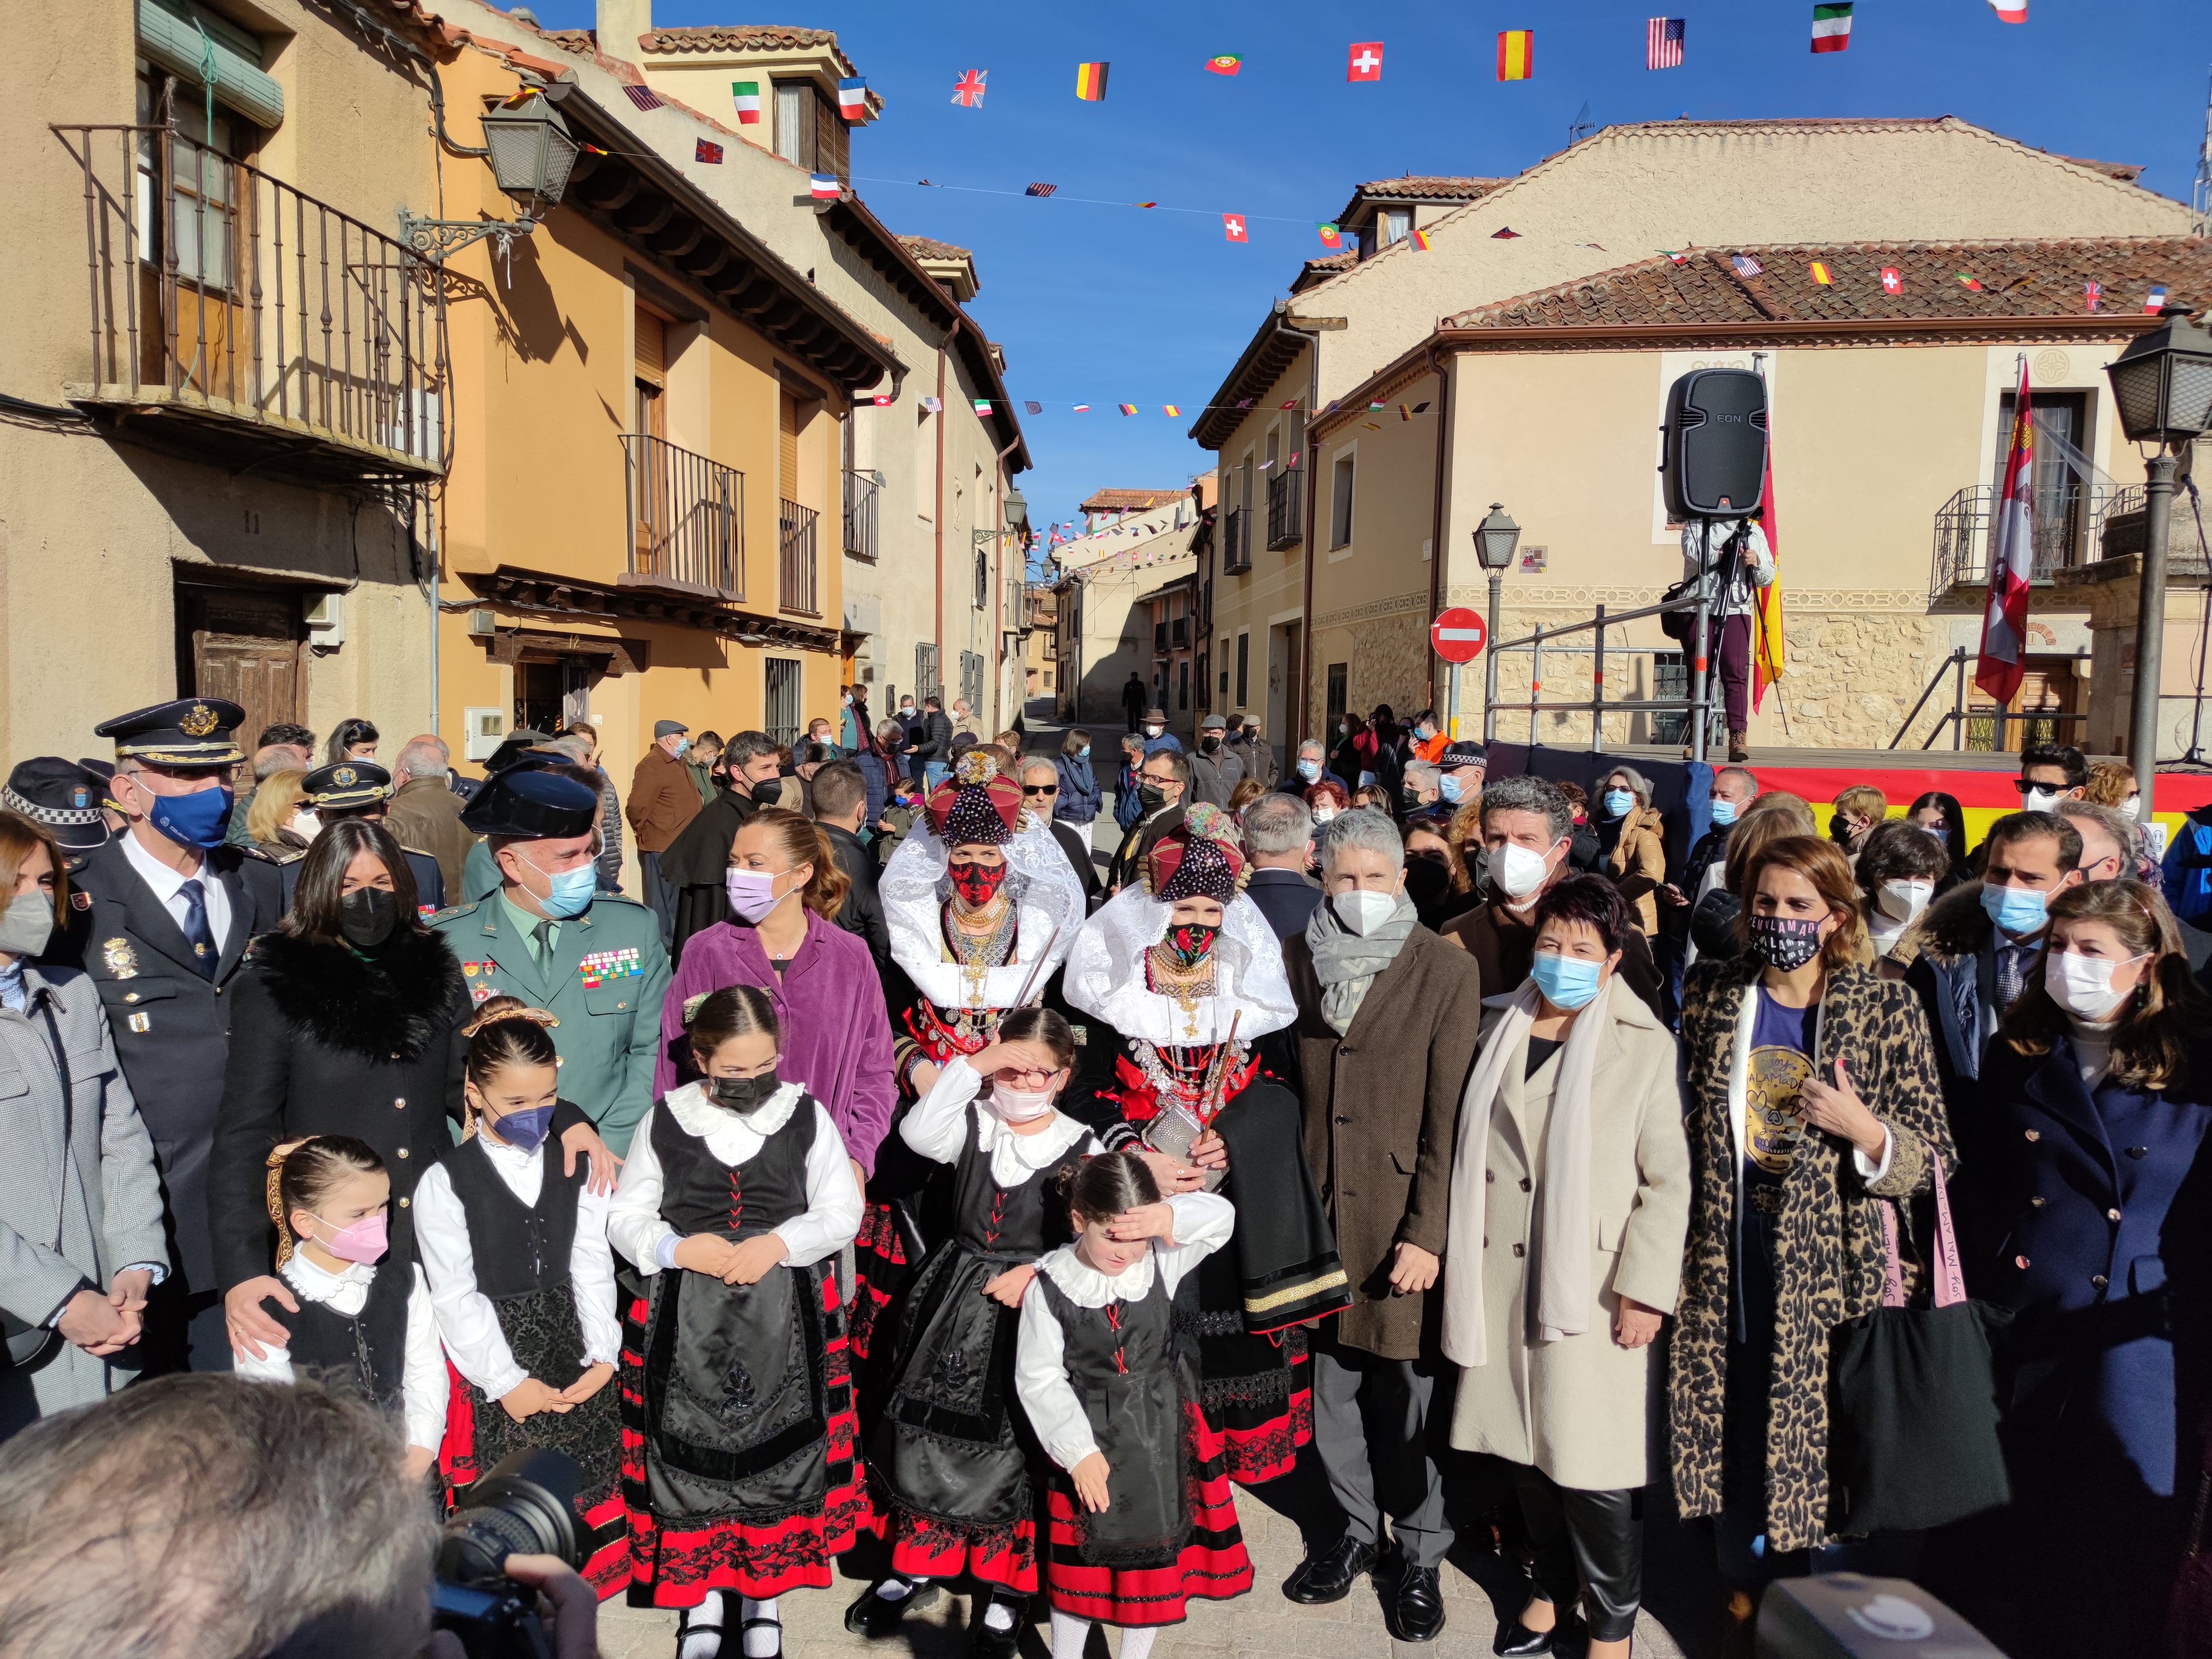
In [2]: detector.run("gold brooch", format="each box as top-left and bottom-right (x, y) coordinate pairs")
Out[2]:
(179, 703), (219, 738)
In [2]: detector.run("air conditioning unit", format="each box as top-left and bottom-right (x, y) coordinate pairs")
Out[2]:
(462, 707), (507, 762)
(303, 591), (345, 647)
(467, 608), (499, 637)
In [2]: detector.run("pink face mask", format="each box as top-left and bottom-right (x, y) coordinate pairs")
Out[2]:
(726, 868), (784, 924)
(310, 1211), (389, 1265)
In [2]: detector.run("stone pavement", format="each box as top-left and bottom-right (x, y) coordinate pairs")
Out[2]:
(591, 1469), (1696, 1659)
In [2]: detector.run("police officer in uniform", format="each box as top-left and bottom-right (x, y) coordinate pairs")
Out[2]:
(276, 760), (447, 913)
(2, 758), (113, 971)
(69, 698), (284, 1372)
(430, 768), (669, 1155)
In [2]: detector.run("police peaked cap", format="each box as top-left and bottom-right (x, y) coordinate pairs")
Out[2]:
(301, 760), (394, 811)
(459, 767), (600, 838)
(3, 757), (109, 853)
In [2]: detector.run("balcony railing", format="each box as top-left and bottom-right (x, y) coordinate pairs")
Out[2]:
(2097, 484), (2212, 577)
(1170, 617), (1190, 649)
(1222, 505), (1250, 573)
(780, 499), (821, 616)
(1929, 481), (2139, 599)
(624, 434), (743, 597)
(54, 123), (444, 481)
(1267, 465), (1304, 549)
(842, 468), (879, 561)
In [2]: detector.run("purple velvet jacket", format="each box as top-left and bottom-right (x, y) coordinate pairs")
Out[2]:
(653, 909), (899, 1174)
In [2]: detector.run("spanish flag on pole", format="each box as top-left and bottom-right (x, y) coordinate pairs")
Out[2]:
(1496, 30), (1534, 80)
(1751, 393), (1787, 712)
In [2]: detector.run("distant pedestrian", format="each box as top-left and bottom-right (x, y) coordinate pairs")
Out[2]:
(385, 737), (475, 902)
(626, 721), (702, 949)
(1053, 730), (1101, 827)
(1121, 671), (1147, 733)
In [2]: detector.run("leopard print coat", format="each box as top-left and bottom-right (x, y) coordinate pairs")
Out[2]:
(1668, 958), (1955, 1551)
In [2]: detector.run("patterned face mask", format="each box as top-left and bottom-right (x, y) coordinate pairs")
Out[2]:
(948, 859), (1007, 907)
(1163, 922), (1219, 968)
(1748, 913), (1826, 971)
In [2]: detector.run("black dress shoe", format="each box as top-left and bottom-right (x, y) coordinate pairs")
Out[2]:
(844, 1580), (943, 1637)
(1283, 1533), (1379, 1605)
(1494, 1617), (1556, 1657)
(1386, 1560), (1448, 1643)
(970, 1612), (1024, 1659)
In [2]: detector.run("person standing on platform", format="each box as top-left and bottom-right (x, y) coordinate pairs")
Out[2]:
(1678, 518), (1774, 764)
(627, 722), (703, 951)
(430, 769), (668, 1158)
(71, 699), (284, 1374)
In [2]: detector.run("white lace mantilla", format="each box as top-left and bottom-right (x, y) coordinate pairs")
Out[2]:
(881, 818), (1083, 1010)
(1061, 885), (1296, 1045)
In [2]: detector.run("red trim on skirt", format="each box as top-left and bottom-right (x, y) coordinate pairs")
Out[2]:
(619, 1275), (872, 1608)
(881, 1504), (1039, 1593)
(1042, 1405), (1251, 1627)
(847, 1199), (908, 1365)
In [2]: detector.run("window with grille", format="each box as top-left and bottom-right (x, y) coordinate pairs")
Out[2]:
(915, 643), (941, 704)
(764, 657), (803, 747)
(960, 650), (984, 710)
(1236, 632), (1250, 708)
(1326, 663), (1348, 735)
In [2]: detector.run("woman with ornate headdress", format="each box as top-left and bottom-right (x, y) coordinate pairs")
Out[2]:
(1061, 803), (1352, 1486)
(848, 751), (1084, 1370)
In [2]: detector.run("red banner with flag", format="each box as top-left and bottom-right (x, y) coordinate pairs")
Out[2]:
(1976, 359), (2035, 706)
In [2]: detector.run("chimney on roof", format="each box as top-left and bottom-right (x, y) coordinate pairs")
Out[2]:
(597, 0), (651, 55)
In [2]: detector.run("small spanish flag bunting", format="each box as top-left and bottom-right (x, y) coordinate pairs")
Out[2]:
(1164, 405), (1181, 417)
(1808, 259), (1832, 284)
(1134, 201), (1158, 209)
(695, 138), (723, 164)
(1955, 270), (1984, 291)
(1497, 30), (1534, 81)
(732, 81), (761, 124)
(1076, 61), (1110, 101)
(1316, 222), (1344, 250)
(500, 86), (540, 107)
(1206, 54), (1242, 75)
(1410, 227), (1432, 251)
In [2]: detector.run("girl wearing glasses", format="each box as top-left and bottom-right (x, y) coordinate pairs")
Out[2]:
(845, 1008), (1102, 1654)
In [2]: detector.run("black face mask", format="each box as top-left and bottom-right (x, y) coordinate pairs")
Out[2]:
(1200, 736), (1221, 753)
(340, 887), (399, 949)
(1404, 858), (1451, 911)
(1400, 786), (1426, 810)
(1138, 783), (1168, 811)
(708, 1071), (782, 1114)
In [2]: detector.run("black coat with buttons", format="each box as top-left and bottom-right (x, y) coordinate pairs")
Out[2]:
(207, 926), (472, 1291)
(1961, 1031), (2212, 1499)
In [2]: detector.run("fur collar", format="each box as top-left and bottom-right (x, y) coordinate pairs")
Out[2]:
(1895, 879), (1988, 969)
(249, 928), (462, 1060)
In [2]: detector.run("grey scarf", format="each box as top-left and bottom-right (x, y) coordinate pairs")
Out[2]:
(1304, 889), (1419, 1034)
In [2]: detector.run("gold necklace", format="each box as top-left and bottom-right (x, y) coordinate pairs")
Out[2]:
(948, 892), (1017, 1006)
(1146, 943), (1216, 1039)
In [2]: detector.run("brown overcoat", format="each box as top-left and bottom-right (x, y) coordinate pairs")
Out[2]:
(1284, 924), (1483, 1360)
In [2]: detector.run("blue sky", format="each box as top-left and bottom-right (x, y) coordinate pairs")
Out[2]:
(530, 0), (2212, 549)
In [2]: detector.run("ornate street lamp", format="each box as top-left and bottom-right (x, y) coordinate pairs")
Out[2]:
(1474, 503), (1521, 743)
(399, 86), (580, 263)
(2104, 307), (2212, 812)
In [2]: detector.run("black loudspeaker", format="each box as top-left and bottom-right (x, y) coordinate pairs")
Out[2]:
(1663, 367), (1769, 519)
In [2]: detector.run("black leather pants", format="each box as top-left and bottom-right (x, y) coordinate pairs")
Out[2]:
(1511, 1464), (1642, 1644)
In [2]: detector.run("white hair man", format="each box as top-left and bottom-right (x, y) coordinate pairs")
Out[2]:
(383, 735), (474, 902)
(1240, 791), (1320, 939)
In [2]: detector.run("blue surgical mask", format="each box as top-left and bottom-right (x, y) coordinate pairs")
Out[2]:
(1078, 745), (1091, 758)
(1709, 797), (1738, 827)
(673, 737), (691, 758)
(519, 854), (598, 920)
(144, 784), (235, 851)
(1440, 775), (1463, 805)
(1981, 883), (2049, 937)
(1922, 822), (1950, 842)
(1530, 952), (1603, 1010)
(488, 1102), (557, 1152)
(1297, 758), (1321, 782)
(1603, 789), (1634, 820)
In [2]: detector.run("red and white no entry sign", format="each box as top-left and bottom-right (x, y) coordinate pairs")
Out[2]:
(1431, 607), (1486, 663)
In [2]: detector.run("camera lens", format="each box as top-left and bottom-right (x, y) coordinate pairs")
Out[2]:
(437, 1449), (586, 1586)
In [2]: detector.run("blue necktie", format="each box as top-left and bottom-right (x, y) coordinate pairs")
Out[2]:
(177, 878), (217, 980)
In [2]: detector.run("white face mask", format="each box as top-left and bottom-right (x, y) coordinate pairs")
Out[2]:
(2046, 949), (2147, 1022)
(288, 808), (321, 839)
(1332, 887), (1402, 936)
(2121, 795), (2143, 822)
(1144, 725), (1163, 738)
(1876, 879), (1934, 925)
(989, 1079), (1058, 1123)
(2024, 786), (2061, 813)
(1492, 839), (1559, 901)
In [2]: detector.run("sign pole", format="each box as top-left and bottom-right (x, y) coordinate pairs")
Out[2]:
(1447, 661), (1460, 740)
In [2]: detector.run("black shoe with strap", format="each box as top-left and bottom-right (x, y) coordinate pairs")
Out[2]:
(969, 1606), (1025, 1659)
(1385, 1556), (1448, 1644)
(737, 1616), (782, 1659)
(1283, 1532), (1380, 1605)
(844, 1579), (945, 1637)
(674, 1597), (727, 1659)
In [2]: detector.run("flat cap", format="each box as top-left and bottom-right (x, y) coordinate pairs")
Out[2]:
(653, 719), (689, 739)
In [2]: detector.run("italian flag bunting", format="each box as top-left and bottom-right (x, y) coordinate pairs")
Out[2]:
(1976, 359), (2036, 706)
(1810, 2), (1853, 52)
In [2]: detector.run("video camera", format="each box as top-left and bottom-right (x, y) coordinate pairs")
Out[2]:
(432, 1449), (586, 1659)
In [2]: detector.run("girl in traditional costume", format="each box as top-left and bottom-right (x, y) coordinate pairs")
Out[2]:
(849, 750), (1082, 1371)
(845, 1008), (1102, 1655)
(610, 987), (867, 1659)
(1060, 804), (1350, 1485)
(1015, 1151), (1251, 1658)
(413, 998), (628, 1595)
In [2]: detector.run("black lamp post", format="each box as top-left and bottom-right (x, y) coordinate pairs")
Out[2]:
(1474, 503), (1521, 741)
(2104, 307), (2212, 811)
(400, 86), (580, 262)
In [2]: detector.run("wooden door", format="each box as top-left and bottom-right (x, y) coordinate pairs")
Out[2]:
(178, 584), (303, 746)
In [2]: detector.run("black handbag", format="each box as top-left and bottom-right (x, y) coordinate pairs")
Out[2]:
(1825, 1156), (2012, 1536)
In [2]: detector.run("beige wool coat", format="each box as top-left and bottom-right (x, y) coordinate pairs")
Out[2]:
(1445, 983), (1692, 1491)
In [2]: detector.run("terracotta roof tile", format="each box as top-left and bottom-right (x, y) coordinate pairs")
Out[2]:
(1081, 488), (1185, 512)
(542, 23), (859, 77)
(1447, 238), (2212, 330)
(898, 235), (973, 262)
(1353, 175), (1510, 200)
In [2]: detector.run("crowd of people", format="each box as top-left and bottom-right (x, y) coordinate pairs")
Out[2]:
(0, 694), (2204, 1659)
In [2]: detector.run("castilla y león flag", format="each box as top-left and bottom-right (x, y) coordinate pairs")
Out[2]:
(1752, 401), (1786, 712)
(1977, 359), (2036, 706)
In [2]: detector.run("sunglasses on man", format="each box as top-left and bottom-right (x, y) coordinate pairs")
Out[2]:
(1022, 783), (1059, 797)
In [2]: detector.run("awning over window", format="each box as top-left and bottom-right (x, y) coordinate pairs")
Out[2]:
(138, 0), (284, 131)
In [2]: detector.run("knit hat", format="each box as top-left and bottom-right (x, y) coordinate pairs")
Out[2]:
(925, 749), (1024, 845)
(1144, 803), (1248, 901)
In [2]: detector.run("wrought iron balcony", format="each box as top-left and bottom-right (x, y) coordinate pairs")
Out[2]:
(623, 434), (744, 598)
(780, 499), (821, 616)
(54, 123), (445, 484)
(1929, 480), (2142, 600)
(842, 468), (879, 561)
(1266, 465), (1304, 550)
(1222, 505), (1249, 574)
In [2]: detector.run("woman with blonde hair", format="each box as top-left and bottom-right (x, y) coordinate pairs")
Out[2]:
(243, 767), (311, 860)
(654, 807), (893, 1221)
(1672, 836), (1952, 1647)
(2081, 760), (2162, 880)
(1594, 766), (1666, 934)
